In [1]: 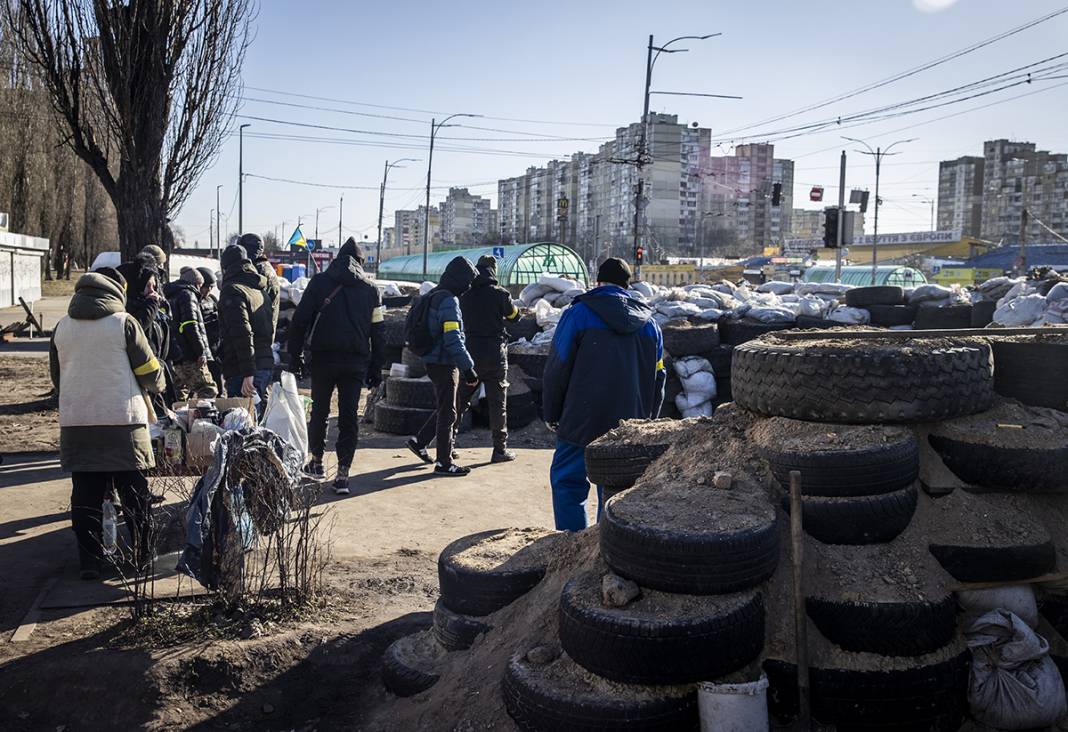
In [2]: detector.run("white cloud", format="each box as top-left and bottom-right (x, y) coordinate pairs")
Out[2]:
(913, 0), (961, 12)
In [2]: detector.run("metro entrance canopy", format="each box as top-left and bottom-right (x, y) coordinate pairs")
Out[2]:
(377, 243), (588, 287)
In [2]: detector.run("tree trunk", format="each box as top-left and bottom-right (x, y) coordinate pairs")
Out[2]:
(114, 167), (167, 264)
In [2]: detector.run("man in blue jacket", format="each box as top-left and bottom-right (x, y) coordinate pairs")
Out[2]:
(410, 256), (479, 476)
(542, 258), (666, 530)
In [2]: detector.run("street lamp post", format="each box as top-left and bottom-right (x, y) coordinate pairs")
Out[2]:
(843, 136), (916, 285)
(913, 194), (936, 232)
(215, 185), (222, 257)
(423, 115), (480, 279)
(378, 158), (418, 275)
(338, 194), (344, 250)
(238, 123), (251, 233)
(210, 208), (215, 251)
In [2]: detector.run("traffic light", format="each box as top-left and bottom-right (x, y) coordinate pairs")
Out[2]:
(858, 190), (870, 213)
(771, 182), (782, 207)
(823, 207), (840, 248)
(635, 246), (644, 265)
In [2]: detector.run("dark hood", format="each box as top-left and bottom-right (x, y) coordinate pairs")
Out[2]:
(439, 256), (478, 297)
(574, 285), (653, 335)
(163, 280), (199, 300)
(116, 254), (158, 295)
(69, 272), (126, 320)
(222, 260), (269, 290)
(326, 250), (368, 287)
(472, 262), (498, 288)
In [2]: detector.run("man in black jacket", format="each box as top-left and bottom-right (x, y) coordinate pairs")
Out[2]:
(288, 238), (384, 494)
(218, 244), (273, 408)
(196, 266), (223, 393)
(238, 233), (280, 342)
(164, 267), (217, 400)
(410, 255), (519, 463)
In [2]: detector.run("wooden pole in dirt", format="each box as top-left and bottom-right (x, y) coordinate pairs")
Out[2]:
(789, 469), (811, 727)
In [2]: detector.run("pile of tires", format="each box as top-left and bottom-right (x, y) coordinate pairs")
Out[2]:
(990, 336), (1068, 412)
(382, 528), (562, 698)
(374, 373), (436, 435)
(583, 419), (696, 500)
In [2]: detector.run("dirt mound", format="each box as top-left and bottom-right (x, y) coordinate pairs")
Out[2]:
(450, 528), (562, 572)
(750, 417), (914, 453)
(757, 332), (985, 353)
(609, 476), (773, 534)
(913, 489), (1050, 548)
(932, 398), (1068, 449)
(597, 416), (712, 444)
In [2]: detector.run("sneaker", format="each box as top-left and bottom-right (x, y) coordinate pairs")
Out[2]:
(406, 437), (432, 464)
(433, 462), (471, 477)
(304, 458), (325, 480)
(491, 448), (517, 463)
(333, 477), (350, 495)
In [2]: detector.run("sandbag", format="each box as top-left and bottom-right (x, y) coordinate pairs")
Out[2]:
(558, 287), (586, 307)
(676, 391), (711, 412)
(757, 281), (794, 295)
(747, 306), (796, 323)
(1047, 282), (1068, 303)
(993, 294), (1047, 327)
(630, 281), (655, 299)
(966, 609), (1067, 730)
(681, 401), (715, 418)
(827, 305), (870, 324)
(693, 308), (725, 322)
(673, 356), (712, 379)
(795, 295), (830, 318)
(533, 298), (562, 329)
(656, 301), (702, 320)
(681, 370), (717, 400)
(520, 282), (551, 307)
(909, 284), (955, 304)
(959, 585), (1039, 629)
(539, 273), (581, 294)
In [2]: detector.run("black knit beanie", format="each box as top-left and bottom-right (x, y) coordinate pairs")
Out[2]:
(596, 257), (631, 288)
(221, 243), (247, 271)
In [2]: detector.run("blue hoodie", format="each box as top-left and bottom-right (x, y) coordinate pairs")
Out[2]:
(542, 285), (666, 447)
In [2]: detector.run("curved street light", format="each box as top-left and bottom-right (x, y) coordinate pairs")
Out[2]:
(377, 157), (420, 273)
(423, 114), (483, 278)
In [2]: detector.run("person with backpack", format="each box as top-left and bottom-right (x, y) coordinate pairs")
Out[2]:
(408, 255), (519, 464)
(163, 267), (217, 400)
(405, 256), (479, 476)
(287, 238), (384, 494)
(542, 258), (666, 530)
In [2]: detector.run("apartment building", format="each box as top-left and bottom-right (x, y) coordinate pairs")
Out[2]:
(790, 208), (865, 241)
(702, 143), (795, 255)
(440, 187), (495, 247)
(936, 156), (984, 237)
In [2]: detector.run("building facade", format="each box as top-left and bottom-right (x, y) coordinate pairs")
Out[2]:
(790, 208), (865, 242)
(936, 156), (984, 237)
(702, 143), (794, 256)
(440, 187), (495, 247)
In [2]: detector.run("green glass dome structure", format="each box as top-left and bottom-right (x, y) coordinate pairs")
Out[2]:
(378, 243), (589, 287)
(803, 265), (927, 287)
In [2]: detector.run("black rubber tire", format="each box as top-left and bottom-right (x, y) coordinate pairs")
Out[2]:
(507, 398), (538, 430)
(928, 433), (1068, 493)
(432, 598), (491, 651)
(731, 339), (994, 423)
(845, 286), (905, 308)
(718, 318), (794, 346)
(438, 530), (552, 617)
(713, 377), (732, 405)
(386, 376), (436, 409)
(783, 485), (916, 545)
(508, 351), (548, 379)
(991, 340), (1068, 412)
(381, 318), (407, 348)
(1041, 594), (1068, 639)
(505, 314), (540, 343)
(795, 315), (839, 329)
(661, 322), (720, 357)
(928, 539), (1056, 582)
(382, 635), (440, 697)
(600, 498), (780, 595)
(373, 403), (434, 435)
(584, 441), (672, 489)
(382, 294), (413, 309)
(912, 304), (972, 330)
(559, 571), (764, 684)
(971, 300), (996, 328)
(502, 654), (699, 732)
(764, 652), (969, 730)
(865, 303), (917, 327)
(383, 344), (403, 368)
(761, 430), (919, 497)
(806, 594), (957, 657)
(701, 345), (734, 377)
(401, 346), (427, 378)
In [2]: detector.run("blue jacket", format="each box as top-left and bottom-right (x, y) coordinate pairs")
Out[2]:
(423, 256), (477, 371)
(543, 285), (666, 447)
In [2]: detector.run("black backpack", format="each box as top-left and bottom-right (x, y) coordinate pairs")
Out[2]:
(404, 289), (448, 356)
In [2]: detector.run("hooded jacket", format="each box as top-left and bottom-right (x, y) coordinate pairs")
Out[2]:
(422, 256), (478, 371)
(218, 259), (272, 378)
(460, 262), (520, 369)
(49, 273), (165, 472)
(288, 241), (384, 369)
(240, 233), (281, 335)
(542, 285), (666, 447)
(163, 280), (211, 363)
(118, 254), (169, 359)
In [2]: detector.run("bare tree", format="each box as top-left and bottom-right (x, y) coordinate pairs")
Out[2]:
(5, 0), (254, 261)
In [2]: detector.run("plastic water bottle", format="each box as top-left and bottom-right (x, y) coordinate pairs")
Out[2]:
(102, 498), (118, 556)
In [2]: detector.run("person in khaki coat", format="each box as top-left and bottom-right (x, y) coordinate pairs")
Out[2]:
(49, 269), (165, 579)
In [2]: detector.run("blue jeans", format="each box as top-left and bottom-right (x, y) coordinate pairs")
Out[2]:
(225, 368), (273, 417)
(550, 438), (603, 531)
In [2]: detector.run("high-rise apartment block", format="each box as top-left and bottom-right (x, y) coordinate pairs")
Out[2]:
(440, 187), (495, 247)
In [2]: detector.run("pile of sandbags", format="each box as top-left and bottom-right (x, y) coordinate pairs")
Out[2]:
(988, 276), (1068, 327)
(519, 274), (586, 309)
(673, 356), (716, 418)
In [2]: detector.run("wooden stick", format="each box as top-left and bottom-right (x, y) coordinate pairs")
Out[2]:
(789, 469), (810, 727)
(18, 297), (44, 333)
(775, 326), (1061, 341)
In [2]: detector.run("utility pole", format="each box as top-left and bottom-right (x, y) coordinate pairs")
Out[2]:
(238, 123), (250, 233)
(338, 194), (344, 250)
(423, 115), (477, 279)
(1018, 207), (1029, 275)
(378, 158), (418, 275)
(836, 151), (846, 282)
(633, 34), (654, 280)
(215, 185), (222, 257)
(209, 209), (214, 252)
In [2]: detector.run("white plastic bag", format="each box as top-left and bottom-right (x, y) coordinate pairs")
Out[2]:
(262, 371), (309, 459)
(966, 609), (1067, 729)
(221, 407), (254, 432)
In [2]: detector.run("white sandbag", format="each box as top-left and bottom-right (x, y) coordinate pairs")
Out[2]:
(908, 284), (954, 304)
(262, 371), (309, 459)
(795, 282), (852, 297)
(747, 306), (796, 323)
(531, 327), (556, 346)
(993, 294), (1047, 327)
(520, 282), (551, 307)
(779, 294), (800, 303)
(693, 308), (725, 322)
(630, 281), (655, 299)
(221, 407), (254, 432)
(656, 301), (702, 320)
(533, 298), (563, 328)
(419, 280), (435, 296)
(681, 401), (715, 418)
(289, 276), (310, 306)
(966, 609), (1067, 730)
(676, 391), (711, 412)
(997, 281), (1038, 308)
(959, 585), (1038, 629)
(757, 281), (794, 295)
(687, 296), (722, 310)
(539, 273), (580, 293)
(917, 296), (953, 309)
(381, 283), (402, 297)
(681, 370), (717, 400)
(674, 356), (713, 379)
(828, 306), (871, 325)
(1047, 283), (1068, 303)
(796, 296), (830, 318)
(541, 291), (564, 307)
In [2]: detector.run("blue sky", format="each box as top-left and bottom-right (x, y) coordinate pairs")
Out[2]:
(175, 0), (1068, 249)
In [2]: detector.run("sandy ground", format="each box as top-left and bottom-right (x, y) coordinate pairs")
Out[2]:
(0, 342), (585, 730)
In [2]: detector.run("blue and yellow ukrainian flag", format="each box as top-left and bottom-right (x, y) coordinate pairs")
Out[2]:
(288, 226), (307, 249)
